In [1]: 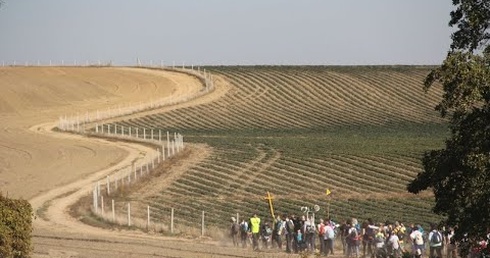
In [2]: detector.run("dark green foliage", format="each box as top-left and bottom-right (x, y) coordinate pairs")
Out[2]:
(0, 193), (33, 258)
(408, 0), (490, 249)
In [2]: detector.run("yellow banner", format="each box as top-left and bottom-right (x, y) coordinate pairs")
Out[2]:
(326, 189), (331, 196)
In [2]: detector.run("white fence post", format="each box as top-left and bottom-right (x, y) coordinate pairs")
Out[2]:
(128, 203), (131, 227)
(171, 208), (174, 233)
(201, 211), (205, 236)
(101, 195), (104, 214)
(97, 181), (101, 197)
(134, 165), (137, 180)
(147, 205), (150, 230)
(106, 176), (110, 195)
(112, 199), (115, 222)
(93, 187), (97, 212)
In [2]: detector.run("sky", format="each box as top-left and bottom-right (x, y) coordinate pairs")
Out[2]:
(0, 0), (455, 66)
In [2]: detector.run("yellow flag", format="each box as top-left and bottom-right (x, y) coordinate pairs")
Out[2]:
(326, 188), (331, 196)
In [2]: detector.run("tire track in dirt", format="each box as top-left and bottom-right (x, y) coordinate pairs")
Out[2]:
(0, 142), (33, 160)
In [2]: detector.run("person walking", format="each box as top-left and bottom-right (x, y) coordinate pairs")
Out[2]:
(318, 219), (326, 254)
(239, 219), (249, 248)
(340, 220), (350, 255)
(446, 226), (457, 258)
(387, 230), (401, 258)
(250, 214), (261, 251)
(303, 217), (316, 252)
(274, 215), (284, 250)
(410, 225), (425, 258)
(284, 215), (295, 253)
(347, 219), (360, 258)
(428, 224), (443, 258)
(325, 221), (336, 256)
(230, 217), (240, 247)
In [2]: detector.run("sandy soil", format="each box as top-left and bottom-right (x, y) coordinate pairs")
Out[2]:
(0, 66), (273, 258)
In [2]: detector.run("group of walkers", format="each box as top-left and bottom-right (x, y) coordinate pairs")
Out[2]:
(229, 214), (466, 258)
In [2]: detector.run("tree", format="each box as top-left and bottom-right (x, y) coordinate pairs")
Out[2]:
(407, 0), (490, 249)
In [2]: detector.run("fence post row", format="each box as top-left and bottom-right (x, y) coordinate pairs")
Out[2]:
(55, 63), (214, 233)
(128, 202), (131, 227)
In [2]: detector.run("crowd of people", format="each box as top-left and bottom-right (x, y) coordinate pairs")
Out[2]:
(229, 214), (471, 258)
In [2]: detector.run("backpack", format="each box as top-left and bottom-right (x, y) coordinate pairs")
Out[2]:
(414, 232), (424, 245)
(306, 224), (316, 234)
(431, 231), (442, 244)
(264, 226), (273, 236)
(232, 223), (240, 234)
(326, 226), (335, 239)
(319, 224), (326, 236)
(395, 226), (405, 241)
(349, 229), (358, 239)
(276, 221), (283, 235)
(349, 228), (359, 244)
(297, 232), (303, 242)
(286, 220), (295, 234)
(366, 227), (375, 240)
(240, 223), (248, 233)
(397, 231), (405, 241)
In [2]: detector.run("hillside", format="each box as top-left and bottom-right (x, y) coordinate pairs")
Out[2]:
(109, 66), (448, 229)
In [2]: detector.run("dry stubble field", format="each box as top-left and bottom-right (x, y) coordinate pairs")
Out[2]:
(0, 66), (447, 258)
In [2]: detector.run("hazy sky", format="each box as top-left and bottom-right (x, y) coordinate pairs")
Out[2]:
(0, 0), (454, 66)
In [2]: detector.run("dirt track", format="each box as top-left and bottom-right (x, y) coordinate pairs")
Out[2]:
(0, 67), (289, 257)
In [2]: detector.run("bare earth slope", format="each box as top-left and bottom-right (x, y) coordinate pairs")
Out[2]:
(0, 67), (199, 200)
(0, 67), (255, 257)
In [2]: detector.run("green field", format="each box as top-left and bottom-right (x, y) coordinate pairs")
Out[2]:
(110, 66), (448, 230)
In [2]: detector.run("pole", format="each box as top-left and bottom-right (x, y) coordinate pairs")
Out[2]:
(147, 205), (150, 230)
(93, 188), (97, 211)
(128, 203), (131, 227)
(106, 176), (110, 195)
(112, 199), (115, 222)
(201, 211), (205, 237)
(171, 208), (174, 233)
(101, 195), (104, 214)
(326, 188), (332, 219)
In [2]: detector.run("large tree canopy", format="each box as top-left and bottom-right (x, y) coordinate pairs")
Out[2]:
(407, 0), (490, 246)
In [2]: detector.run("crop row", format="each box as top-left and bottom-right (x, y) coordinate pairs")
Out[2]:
(114, 66), (444, 132)
(108, 66), (447, 231)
